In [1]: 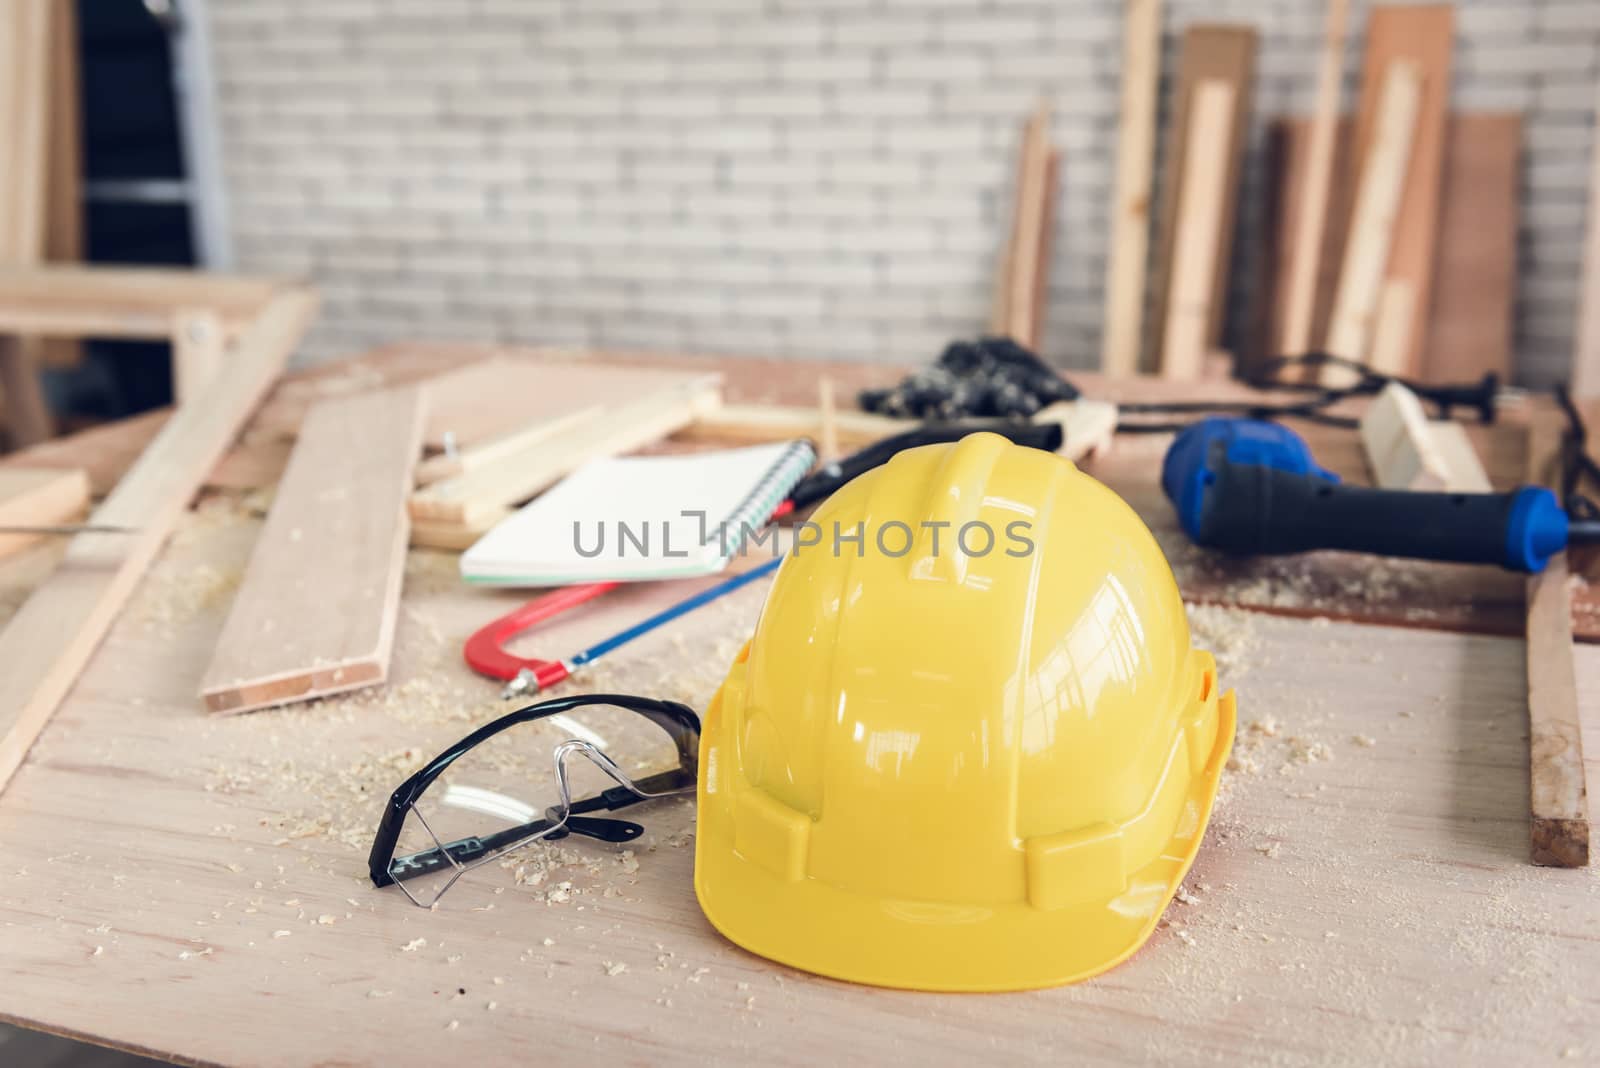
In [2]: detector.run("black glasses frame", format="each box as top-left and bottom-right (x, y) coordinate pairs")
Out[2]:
(367, 693), (701, 891)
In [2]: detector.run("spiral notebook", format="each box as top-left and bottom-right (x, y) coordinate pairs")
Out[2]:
(460, 440), (815, 586)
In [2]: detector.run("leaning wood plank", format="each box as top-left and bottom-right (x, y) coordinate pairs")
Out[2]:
(1030, 147), (1060, 351)
(1160, 81), (1236, 381)
(1099, 0), (1162, 375)
(1422, 114), (1521, 384)
(993, 102), (1052, 348)
(1355, 4), (1454, 377)
(1323, 61), (1422, 373)
(1524, 419), (1589, 867)
(1572, 75), (1600, 398)
(200, 387), (425, 714)
(409, 378), (723, 528)
(1253, 115), (1355, 379)
(41, 0), (83, 370)
(1367, 278), (1416, 378)
(0, 288), (315, 793)
(1148, 25), (1257, 373)
(1280, 0), (1349, 358)
(0, 0), (57, 445)
(0, 466), (87, 559)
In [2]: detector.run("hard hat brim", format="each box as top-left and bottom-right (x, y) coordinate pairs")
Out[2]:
(694, 692), (1236, 993)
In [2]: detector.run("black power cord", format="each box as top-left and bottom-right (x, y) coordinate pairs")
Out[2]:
(1115, 352), (1501, 433)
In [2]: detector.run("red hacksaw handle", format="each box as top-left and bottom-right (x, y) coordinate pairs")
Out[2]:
(463, 580), (620, 687)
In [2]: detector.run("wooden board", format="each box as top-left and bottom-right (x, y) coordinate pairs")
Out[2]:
(1354, 4), (1455, 376)
(991, 103), (1052, 349)
(0, 499), (1598, 1064)
(0, 264), (283, 340)
(1260, 112), (1517, 385)
(1524, 420), (1589, 866)
(1422, 114), (1520, 384)
(0, 288), (315, 793)
(1323, 61), (1422, 371)
(409, 376), (723, 527)
(1159, 80), (1236, 381)
(419, 357), (718, 453)
(0, 465), (86, 558)
(1279, 0), (1349, 359)
(1099, 0), (1161, 376)
(1253, 116), (1355, 374)
(1148, 25), (1256, 373)
(199, 387), (426, 715)
(1578, 74), (1600, 398)
(0, 0), (57, 445)
(40, 0), (83, 371)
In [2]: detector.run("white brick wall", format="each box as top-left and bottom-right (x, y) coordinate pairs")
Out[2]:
(207, 0), (1600, 385)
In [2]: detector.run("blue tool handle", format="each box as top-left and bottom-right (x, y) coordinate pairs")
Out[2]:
(1189, 460), (1569, 572)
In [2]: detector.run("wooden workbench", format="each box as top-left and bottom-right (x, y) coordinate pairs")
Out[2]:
(0, 347), (1597, 1065)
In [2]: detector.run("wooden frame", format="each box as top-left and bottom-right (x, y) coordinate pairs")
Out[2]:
(0, 265), (289, 441)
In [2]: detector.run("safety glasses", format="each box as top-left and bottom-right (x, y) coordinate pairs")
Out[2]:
(367, 694), (700, 908)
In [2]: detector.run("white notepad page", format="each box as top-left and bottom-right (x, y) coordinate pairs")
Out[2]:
(460, 440), (814, 586)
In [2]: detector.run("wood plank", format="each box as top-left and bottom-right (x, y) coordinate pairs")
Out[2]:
(1159, 80), (1236, 381)
(1280, 0), (1350, 359)
(991, 102), (1052, 348)
(1356, 4), (1454, 376)
(1253, 115), (1355, 376)
(199, 387), (425, 715)
(0, 264), (284, 340)
(40, 0), (83, 371)
(1422, 114), (1521, 384)
(1324, 61), (1422, 372)
(1099, 0), (1161, 375)
(410, 507), (510, 552)
(1359, 380), (1451, 490)
(679, 403), (907, 451)
(1367, 278), (1416, 380)
(1031, 147), (1060, 352)
(1148, 25), (1257, 373)
(0, 466), (87, 559)
(0, 288), (315, 793)
(413, 406), (602, 486)
(1571, 73), (1600, 398)
(1525, 419), (1590, 866)
(0, 0), (57, 445)
(419, 356), (718, 452)
(409, 376), (723, 527)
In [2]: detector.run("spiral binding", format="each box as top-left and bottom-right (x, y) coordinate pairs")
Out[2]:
(715, 440), (816, 552)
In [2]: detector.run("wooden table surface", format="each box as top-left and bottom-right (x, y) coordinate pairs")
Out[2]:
(1, 347), (1597, 1066)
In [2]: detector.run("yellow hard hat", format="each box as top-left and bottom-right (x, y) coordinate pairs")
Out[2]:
(694, 432), (1236, 991)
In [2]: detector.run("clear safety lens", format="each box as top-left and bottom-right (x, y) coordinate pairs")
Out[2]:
(387, 702), (686, 906)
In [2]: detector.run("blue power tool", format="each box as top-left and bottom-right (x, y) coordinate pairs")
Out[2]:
(1161, 417), (1598, 574)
